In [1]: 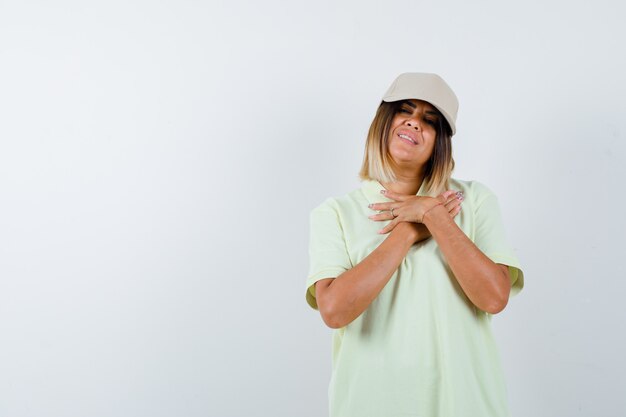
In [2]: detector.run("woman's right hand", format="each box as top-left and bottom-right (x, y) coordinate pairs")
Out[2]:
(405, 190), (464, 244)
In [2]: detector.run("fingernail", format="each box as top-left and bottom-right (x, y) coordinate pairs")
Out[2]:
(380, 190), (386, 194)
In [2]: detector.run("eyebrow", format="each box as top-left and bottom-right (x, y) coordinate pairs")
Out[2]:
(402, 101), (439, 116)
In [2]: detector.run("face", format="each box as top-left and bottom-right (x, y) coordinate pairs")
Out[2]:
(387, 99), (439, 169)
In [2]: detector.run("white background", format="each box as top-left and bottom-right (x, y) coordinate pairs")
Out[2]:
(1, 1), (625, 416)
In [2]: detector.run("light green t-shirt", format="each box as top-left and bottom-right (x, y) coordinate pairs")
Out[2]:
(305, 178), (524, 417)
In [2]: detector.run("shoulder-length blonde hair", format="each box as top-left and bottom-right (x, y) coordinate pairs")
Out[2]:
(358, 100), (455, 197)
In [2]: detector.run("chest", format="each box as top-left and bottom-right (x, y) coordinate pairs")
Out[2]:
(339, 202), (476, 268)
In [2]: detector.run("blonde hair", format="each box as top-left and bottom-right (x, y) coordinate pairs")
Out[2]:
(358, 100), (455, 197)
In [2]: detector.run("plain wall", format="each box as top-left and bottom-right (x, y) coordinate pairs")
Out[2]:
(1, 0), (625, 416)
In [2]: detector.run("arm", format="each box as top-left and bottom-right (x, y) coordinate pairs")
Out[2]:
(316, 222), (417, 329)
(422, 205), (512, 314)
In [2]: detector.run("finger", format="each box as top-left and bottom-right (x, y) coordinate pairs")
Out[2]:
(368, 211), (393, 221)
(368, 202), (398, 211)
(378, 218), (398, 234)
(437, 191), (455, 204)
(441, 190), (456, 199)
(444, 197), (462, 212)
(450, 204), (462, 218)
(379, 189), (412, 202)
(440, 190), (464, 204)
(444, 199), (458, 213)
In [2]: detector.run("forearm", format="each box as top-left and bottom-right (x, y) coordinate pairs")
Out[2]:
(423, 205), (509, 313)
(325, 223), (415, 328)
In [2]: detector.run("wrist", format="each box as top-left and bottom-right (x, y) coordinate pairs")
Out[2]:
(421, 203), (443, 223)
(392, 222), (419, 245)
(422, 204), (448, 225)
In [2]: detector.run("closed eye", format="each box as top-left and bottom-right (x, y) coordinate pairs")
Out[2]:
(399, 109), (436, 125)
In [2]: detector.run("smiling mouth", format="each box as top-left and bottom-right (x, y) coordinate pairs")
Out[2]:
(398, 133), (417, 145)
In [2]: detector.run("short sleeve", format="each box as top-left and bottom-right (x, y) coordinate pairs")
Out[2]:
(305, 199), (353, 310)
(472, 184), (525, 298)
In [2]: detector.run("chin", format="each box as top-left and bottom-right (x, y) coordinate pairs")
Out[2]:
(389, 148), (430, 165)
(389, 146), (417, 159)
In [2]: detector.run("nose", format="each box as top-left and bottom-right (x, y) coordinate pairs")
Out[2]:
(404, 118), (421, 131)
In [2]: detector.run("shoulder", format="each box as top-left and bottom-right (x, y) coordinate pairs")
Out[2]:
(311, 196), (337, 212)
(309, 184), (365, 215)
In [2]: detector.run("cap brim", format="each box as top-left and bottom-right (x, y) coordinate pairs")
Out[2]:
(382, 96), (456, 136)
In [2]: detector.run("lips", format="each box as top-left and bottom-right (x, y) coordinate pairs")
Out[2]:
(397, 131), (418, 145)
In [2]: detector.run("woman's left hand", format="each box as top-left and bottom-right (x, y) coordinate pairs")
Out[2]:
(368, 189), (462, 234)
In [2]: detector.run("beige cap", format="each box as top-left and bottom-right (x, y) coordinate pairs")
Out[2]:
(382, 72), (459, 136)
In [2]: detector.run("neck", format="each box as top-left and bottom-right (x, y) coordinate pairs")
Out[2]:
(380, 169), (425, 196)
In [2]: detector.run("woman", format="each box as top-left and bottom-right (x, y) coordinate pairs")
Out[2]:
(305, 72), (525, 417)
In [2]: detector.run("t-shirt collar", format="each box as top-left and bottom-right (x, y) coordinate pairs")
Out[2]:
(360, 178), (427, 205)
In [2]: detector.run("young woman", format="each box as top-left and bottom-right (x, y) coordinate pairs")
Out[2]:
(305, 72), (525, 417)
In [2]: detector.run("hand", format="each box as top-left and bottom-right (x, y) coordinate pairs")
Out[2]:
(404, 195), (464, 244)
(368, 188), (464, 238)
